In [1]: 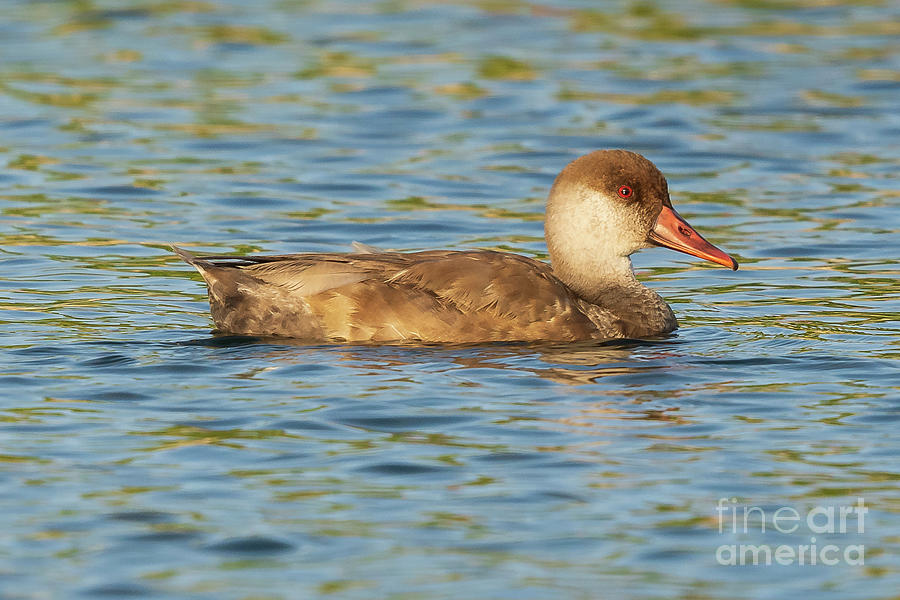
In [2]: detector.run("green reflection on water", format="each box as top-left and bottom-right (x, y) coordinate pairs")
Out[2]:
(0, 1), (898, 597)
(559, 88), (740, 106)
(298, 51), (377, 79)
(135, 425), (303, 451)
(478, 56), (537, 80)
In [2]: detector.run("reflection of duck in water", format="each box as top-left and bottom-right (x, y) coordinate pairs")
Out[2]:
(174, 150), (737, 343)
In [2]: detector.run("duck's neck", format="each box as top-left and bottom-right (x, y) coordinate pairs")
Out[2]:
(551, 254), (676, 337)
(552, 254), (635, 299)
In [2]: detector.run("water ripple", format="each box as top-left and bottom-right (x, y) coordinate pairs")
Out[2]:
(0, 1), (898, 599)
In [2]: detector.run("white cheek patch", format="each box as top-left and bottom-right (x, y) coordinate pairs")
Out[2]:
(545, 182), (653, 270)
(584, 192), (647, 256)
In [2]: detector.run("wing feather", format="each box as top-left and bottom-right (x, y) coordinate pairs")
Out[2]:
(388, 251), (577, 321)
(240, 261), (370, 296)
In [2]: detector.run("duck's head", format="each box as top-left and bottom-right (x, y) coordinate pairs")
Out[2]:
(545, 150), (737, 295)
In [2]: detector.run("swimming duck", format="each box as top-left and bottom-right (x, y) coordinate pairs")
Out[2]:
(174, 150), (737, 343)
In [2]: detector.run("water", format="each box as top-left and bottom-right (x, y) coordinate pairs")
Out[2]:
(1, 0), (898, 598)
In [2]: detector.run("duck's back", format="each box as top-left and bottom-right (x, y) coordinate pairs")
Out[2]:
(174, 247), (620, 343)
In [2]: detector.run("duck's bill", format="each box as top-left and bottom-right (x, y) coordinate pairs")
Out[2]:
(648, 206), (738, 270)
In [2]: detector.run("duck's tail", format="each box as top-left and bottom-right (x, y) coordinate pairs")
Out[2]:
(172, 245), (240, 327)
(170, 245), (322, 338)
(173, 244), (222, 274)
(171, 244), (201, 266)
(171, 245), (227, 289)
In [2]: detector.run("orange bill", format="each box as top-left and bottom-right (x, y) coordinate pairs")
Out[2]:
(649, 206), (738, 270)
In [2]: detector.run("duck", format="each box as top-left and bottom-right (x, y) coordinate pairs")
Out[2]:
(173, 150), (737, 343)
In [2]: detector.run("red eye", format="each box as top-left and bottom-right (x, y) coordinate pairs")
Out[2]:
(617, 185), (633, 199)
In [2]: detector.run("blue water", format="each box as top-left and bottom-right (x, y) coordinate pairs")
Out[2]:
(1, 1), (898, 598)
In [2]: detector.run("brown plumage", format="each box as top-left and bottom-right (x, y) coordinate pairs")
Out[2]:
(173, 248), (618, 342)
(174, 150), (738, 343)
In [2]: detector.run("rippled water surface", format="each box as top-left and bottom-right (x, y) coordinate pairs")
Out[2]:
(1, 1), (898, 598)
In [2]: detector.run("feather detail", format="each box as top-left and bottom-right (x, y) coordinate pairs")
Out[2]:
(351, 241), (384, 254)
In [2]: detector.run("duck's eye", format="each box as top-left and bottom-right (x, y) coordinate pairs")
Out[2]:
(617, 185), (634, 199)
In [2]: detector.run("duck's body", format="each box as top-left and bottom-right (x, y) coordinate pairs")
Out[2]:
(173, 247), (675, 343)
(175, 150), (736, 343)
